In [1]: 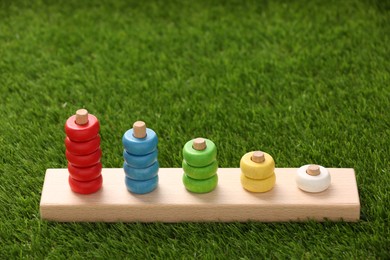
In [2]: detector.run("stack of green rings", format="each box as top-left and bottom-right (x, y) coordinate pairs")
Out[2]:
(182, 138), (218, 193)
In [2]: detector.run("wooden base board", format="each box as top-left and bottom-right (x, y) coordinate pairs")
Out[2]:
(40, 168), (360, 222)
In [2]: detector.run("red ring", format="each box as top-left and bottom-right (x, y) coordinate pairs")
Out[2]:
(66, 148), (102, 167)
(69, 175), (103, 194)
(65, 114), (100, 142)
(68, 162), (102, 182)
(65, 135), (100, 155)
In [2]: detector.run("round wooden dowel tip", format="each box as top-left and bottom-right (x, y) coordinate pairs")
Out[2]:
(75, 109), (89, 125)
(192, 138), (207, 151)
(306, 164), (321, 176)
(133, 121), (147, 138)
(251, 151), (265, 163)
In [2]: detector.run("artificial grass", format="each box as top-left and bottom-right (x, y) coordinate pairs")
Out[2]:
(0, 0), (389, 258)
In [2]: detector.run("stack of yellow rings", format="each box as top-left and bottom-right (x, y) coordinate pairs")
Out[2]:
(182, 138), (218, 193)
(240, 151), (276, 192)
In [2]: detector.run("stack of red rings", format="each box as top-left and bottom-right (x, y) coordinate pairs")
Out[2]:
(65, 109), (103, 194)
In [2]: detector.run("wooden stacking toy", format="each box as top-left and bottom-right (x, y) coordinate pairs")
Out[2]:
(122, 121), (159, 194)
(240, 151), (276, 192)
(182, 138), (218, 193)
(64, 109), (103, 194)
(296, 164), (331, 192)
(40, 113), (360, 222)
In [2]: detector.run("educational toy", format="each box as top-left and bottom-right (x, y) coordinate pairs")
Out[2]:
(39, 113), (361, 222)
(122, 121), (159, 194)
(65, 109), (103, 194)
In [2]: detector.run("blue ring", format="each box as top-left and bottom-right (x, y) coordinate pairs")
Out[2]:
(123, 161), (159, 181)
(123, 149), (158, 168)
(122, 128), (158, 155)
(125, 175), (158, 194)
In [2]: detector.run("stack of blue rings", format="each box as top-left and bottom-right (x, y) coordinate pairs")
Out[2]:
(122, 127), (159, 194)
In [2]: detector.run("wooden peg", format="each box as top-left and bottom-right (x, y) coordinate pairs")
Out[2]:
(192, 138), (206, 151)
(75, 109), (89, 125)
(133, 121), (147, 138)
(251, 151), (265, 163)
(306, 165), (321, 176)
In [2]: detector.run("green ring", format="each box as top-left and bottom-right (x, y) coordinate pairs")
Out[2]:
(182, 160), (218, 180)
(182, 139), (217, 167)
(182, 173), (218, 193)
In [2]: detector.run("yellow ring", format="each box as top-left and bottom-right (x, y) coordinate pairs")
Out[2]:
(240, 173), (276, 193)
(240, 151), (275, 180)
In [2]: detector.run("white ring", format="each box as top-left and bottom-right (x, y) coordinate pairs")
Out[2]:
(296, 165), (331, 193)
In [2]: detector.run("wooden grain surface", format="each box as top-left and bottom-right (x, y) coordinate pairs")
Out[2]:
(40, 168), (360, 222)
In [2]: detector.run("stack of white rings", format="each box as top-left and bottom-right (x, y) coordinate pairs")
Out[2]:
(296, 165), (331, 193)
